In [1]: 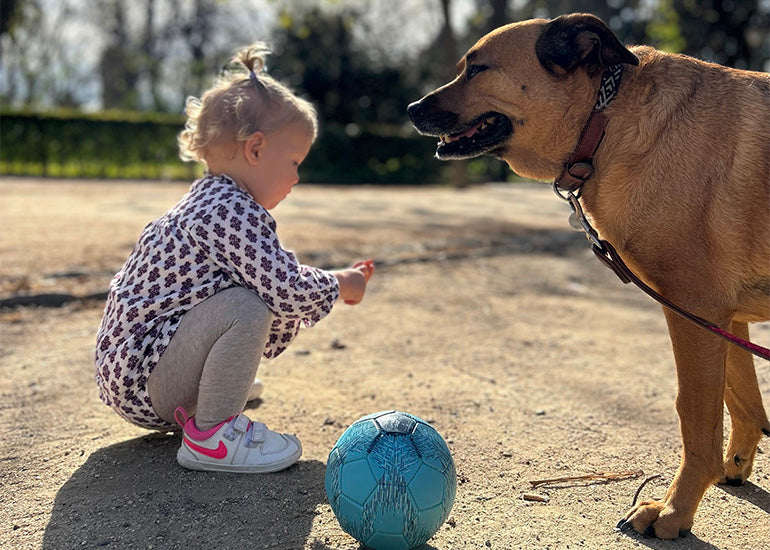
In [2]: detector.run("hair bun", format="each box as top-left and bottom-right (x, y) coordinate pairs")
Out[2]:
(233, 43), (270, 75)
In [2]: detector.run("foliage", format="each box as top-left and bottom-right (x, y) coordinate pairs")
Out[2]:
(2, 0), (768, 112)
(268, 6), (424, 127)
(0, 0), (21, 36)
(668, 0), (769, 70)
(0, 108), (514, 183)
(0, 110), (198, 180)
(302, 123), (443, 184)
(1, 1), (768, 184)
(0, 109), (477, 183)
(646, 0), (687, 54)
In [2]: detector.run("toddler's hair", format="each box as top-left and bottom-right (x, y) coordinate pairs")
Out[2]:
(178, 43), (318, 164)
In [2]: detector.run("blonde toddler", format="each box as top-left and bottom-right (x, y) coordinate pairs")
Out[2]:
(95, 44), (374, 473)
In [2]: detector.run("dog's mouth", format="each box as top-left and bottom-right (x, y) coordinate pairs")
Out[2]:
(436, 112), (513, 160)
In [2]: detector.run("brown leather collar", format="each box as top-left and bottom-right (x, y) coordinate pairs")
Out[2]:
(554, 65), (623, 194)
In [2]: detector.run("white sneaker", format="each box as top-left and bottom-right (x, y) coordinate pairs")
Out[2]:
(174, 407), (302, 473)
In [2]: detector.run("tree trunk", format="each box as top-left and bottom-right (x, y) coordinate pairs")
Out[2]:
(439, 0), (468, 188)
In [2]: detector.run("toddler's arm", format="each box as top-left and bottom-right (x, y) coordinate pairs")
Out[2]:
(335, 260), (375, 305)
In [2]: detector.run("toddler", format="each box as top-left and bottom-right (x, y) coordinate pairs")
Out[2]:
(95, 44), (374, 474)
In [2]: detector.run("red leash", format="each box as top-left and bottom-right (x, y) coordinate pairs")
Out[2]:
(554, 65), (770, 362)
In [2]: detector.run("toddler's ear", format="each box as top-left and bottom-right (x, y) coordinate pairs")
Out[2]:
(245, 132), (266, 166)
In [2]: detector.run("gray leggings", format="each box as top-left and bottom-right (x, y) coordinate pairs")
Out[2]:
(147, 287), (272, 431)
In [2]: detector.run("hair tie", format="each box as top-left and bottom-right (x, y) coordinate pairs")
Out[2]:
(248, 69), (268, 96)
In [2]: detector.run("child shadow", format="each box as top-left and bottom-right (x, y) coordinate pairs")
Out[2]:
(42, 432), (329, 549)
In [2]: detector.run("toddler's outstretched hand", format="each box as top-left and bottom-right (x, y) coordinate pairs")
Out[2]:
(336, 259), (375, 305)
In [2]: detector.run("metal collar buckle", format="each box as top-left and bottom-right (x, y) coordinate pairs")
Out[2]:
(553, 182), (602, 249)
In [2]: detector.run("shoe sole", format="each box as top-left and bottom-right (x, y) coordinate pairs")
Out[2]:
(176, 438), (302, 474)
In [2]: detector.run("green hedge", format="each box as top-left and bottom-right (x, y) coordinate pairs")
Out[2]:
(301, 123), (444, 184)
(0, 110), (508, 184)
(0, 110), (198, 180)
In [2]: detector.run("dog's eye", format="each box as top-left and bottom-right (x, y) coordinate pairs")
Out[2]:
(467, 64), (488, 79)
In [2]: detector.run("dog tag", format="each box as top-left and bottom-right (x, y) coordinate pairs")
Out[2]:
(568, 212), (584, 232)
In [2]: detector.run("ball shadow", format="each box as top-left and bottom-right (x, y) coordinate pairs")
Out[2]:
(42, 432), (328, 549)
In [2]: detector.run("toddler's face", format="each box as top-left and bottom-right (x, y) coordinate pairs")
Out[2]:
(245, 123), (314, 209)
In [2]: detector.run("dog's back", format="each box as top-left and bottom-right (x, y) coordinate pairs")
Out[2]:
(619, 45), (770, 187)
(587, 46), (770, 321)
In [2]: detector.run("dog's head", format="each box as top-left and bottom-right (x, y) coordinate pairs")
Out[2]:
(408, 13), (638, 179)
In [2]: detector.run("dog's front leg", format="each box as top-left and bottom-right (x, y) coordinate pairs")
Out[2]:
(619, 309), (726, 539)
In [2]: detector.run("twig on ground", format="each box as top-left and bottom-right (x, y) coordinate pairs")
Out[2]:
(522, 493), (549, 503)
(529, 469), (644, 488)
(631, 474), (662, 506)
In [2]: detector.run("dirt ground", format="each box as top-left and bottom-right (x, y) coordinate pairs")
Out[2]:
(1, 178), (768, 550)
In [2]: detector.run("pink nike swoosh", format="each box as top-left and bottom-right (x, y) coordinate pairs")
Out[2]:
(184, 436), (227, 459)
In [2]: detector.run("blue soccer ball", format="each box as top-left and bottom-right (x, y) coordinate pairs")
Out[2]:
(325, 410), (456, 550)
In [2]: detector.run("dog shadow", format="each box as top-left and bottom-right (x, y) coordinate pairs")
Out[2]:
(42, 432), (329, 549)
(716, 480), (770, 513)
(621, 529), (719, 550)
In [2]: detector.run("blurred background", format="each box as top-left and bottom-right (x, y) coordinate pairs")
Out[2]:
(1, 0), (768, 185)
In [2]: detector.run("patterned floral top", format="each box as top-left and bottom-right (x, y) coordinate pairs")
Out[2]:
(95, 174), (340, 429)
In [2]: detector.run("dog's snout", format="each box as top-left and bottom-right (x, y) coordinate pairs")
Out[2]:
(407, 100), (426, 123)
(408, 96), (459, 135)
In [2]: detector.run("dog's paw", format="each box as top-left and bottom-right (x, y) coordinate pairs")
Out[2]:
(616, 500), (693, 540)
(719, 453), (753, 486)
(721, 434), (760, 485)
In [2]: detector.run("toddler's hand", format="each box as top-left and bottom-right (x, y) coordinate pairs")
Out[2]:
(336, 259), (375, 305)
(352, 259), (375, 283)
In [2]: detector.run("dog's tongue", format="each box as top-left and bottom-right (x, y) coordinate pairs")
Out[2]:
(449, 122), (481, 142)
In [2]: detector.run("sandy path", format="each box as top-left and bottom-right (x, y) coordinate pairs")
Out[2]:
(1, 178), (768, 549)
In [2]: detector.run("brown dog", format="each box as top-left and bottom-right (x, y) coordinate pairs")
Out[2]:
(408, 13), (770, 539)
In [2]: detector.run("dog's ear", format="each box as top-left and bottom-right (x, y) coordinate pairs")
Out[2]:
(536, 13), (639, 75)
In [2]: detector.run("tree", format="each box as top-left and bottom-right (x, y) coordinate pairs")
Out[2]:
(668, 0), (769, 69)
(0, 0), (88, 108)
(178, 0), (219, 101)
(438, 0), (469, 187)
(268, 6), (423, 127)
(98, 1), (140, 110)
(464, 0), (648, 46)
(0, 0), (21, 37)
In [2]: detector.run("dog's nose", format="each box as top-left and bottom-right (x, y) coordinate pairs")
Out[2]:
(407, 100), (426, 123)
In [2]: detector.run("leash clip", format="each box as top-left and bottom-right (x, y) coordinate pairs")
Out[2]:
(553, 182), (603, 250)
